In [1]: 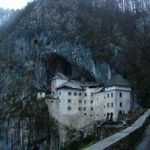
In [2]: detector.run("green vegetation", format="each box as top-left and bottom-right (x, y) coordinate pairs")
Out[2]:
(79, 141), (95, 150)
(76, 0), (150, 107)
(62, 134), (96, 150)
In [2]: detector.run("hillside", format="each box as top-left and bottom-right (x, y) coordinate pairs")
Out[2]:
(0, 0), (149, 106)
(0, 0), (149, 148)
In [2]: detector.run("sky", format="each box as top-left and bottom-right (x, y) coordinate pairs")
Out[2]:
(0, 0), (32, 10)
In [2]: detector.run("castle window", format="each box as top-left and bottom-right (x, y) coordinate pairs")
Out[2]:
(74, 92), (77, 96)
(68, 99), (71, 103)
(59, 92), (61, 95)
(78, 107), (81, 111)
(79, 93), (82, 96)
(120, 102), (122, 107)
(84, 113), (87, 116)
(111, 103), (113, 108)
(85, 93), (87, 96)
(68, 92), (72, 96)
(120, 93), (122, 98)
(51, 101), (53, 103)
(107, 93), (109, 98)
(84, 107), (86, 111)
(68, 106), (71, 111)
(111, 93), (113, 97)
(91, 93), (93, 96)
(84, 100), (86, 104)
(90, 114), (93, 117)
(107, 103), (109, 108)
(91, 107), (93, 111)
(91, 100), (93, 104)
(79, 100), (82, 104)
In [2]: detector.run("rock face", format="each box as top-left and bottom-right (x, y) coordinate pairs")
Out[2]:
(0, 0), (111, 99)
(0, 0), (139, 149)
(0, 0), (150, 149)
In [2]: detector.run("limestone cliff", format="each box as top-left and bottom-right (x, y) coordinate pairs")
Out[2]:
(0, 0), (150, 149)
(0, 1), (110, 149)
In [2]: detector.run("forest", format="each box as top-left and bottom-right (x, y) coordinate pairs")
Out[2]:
(77, 0), (150, 107)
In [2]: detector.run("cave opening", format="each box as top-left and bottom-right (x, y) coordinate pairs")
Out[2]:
(46, 54), (72, 81)
(45, 53), (97, 85)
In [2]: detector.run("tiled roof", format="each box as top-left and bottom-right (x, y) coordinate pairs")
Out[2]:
(57, 80), (83, 90)
(94, 87), (105, 93)
(81, 82), (100, 87)
(107, 74), (131, 87)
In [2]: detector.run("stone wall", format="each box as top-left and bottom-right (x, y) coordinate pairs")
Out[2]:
(105, 111), (150, 150)
(85, 110), (150, 150)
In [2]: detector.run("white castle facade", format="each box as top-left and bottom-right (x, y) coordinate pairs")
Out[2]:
(37, 73), (132, 129)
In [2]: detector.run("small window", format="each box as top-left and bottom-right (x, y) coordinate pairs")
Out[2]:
(84, 113), (87, 116)
(111, 93), (113, 97)
(51, 101), (53, 103)
(34, 39), (38, 44)
(74, 92), (77, 96)
(107, 93), (109, 98)
(59, 92), (61, 95)
(78, 107), (81, 111)
(68, 92), (71, 96)
(97, 114), (99, 116)
(107, 103), (109, 108)
(91, 100), (93, 104)
(120, 102), (122, 107)
(97, 98), (99, 100)
(79, 100), (82, 104)
(84, 107), (86, 111)
(79, 93), (82, 96)
(68, 106), (71, 111)
(120, 93), (122, 98)
(90, 114), (93, 117)
(91, 93), (93, 96)
(85, 93), (87, 96)
(84, 100), (86, 104)
(91, 107), (93, 111)
(111, 103), (113, 108)
(68, 99), (71, 103)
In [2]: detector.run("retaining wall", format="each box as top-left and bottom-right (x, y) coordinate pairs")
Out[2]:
(85, 109), (150, 150)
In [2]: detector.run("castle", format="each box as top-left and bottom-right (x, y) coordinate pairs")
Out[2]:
(37, 73), (131, 129)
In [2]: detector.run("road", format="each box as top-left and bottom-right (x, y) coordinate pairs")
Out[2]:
(136, 124), (150, 150)
(85, 110), (150, 150)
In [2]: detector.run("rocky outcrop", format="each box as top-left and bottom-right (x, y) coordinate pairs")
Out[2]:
(0, 0), (111, 99)
(0, 1), (127, 149)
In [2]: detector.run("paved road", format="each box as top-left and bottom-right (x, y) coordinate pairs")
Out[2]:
(85, 110), (150, 150)
(136, 124), (150, 150)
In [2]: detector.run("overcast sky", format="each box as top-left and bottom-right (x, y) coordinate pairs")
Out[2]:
(0, 0), (32, 10)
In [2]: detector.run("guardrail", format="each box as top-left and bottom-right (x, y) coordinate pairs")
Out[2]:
(85, 109), (150, 150)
